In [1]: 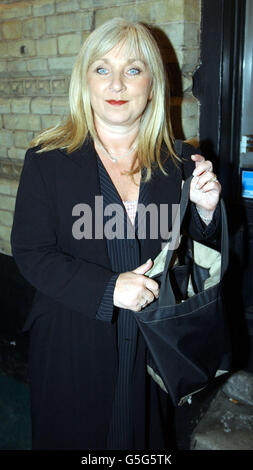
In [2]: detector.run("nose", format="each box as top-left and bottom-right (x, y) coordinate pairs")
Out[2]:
(109, 72), (126, 92)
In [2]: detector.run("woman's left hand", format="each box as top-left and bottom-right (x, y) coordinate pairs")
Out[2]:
(189, 154), (221, 212)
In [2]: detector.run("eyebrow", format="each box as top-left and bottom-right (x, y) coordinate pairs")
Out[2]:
(93, 58), (146, 66)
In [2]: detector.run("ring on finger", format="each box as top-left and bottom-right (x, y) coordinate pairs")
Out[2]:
(210, 174), (218, 183)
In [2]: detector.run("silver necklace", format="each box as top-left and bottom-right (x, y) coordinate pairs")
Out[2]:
(95, 139), (138, 163)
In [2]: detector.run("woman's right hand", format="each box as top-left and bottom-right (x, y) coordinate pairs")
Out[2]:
(113, 259), (159, 312)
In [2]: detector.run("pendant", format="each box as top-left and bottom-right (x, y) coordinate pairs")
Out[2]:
(112, 158), (117, 163)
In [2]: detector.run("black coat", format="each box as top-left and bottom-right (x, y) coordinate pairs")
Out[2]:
(10, 139), (220, 449)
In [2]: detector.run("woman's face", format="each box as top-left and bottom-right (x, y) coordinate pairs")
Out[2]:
(87, 42), (153, 129)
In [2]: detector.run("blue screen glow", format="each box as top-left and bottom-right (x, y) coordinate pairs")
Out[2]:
(242, 170), (253, 198)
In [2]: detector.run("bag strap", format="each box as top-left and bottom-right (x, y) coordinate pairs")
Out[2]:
(174, 139), (183, 156)
(159, 175), (229, 306)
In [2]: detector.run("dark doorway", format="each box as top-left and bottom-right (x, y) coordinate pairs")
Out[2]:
(193, 0), (253, 372)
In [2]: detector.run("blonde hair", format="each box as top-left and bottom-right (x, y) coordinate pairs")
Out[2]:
(31, 17), (179, 181)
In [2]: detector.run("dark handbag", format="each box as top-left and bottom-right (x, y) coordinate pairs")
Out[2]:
(134, 176), (232, 407)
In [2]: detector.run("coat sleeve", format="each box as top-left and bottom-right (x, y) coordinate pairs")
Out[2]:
(95, 273), (120, 322)
(10, 149), (116, 320)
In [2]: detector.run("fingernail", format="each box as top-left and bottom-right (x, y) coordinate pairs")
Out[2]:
(146, 258), (151, 264)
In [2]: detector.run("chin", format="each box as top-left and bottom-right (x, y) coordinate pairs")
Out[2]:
(104, 116), (135, 126)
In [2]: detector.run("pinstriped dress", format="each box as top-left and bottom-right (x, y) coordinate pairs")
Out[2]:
(95, 154), (150, 449)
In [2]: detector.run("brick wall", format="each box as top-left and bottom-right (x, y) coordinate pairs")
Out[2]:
(0, 0), (201, 255)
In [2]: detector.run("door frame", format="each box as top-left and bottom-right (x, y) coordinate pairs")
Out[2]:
(193, 0), (246, 203)
(194, 0), (253, 371)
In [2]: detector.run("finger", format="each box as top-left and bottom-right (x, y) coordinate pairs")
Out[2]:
(133, 258), (152, 274)
(138, 291), (155, 310)
(193, 160), (213, 177)
(134, 293), (152, 312)
(133, 304), (142, 312)
(198, 180), (221, 193)
(191, 154), (205, 165)
(145, 279), (159, 297)
(141, 290), (155, 304)
(146, 291), (155, 304)
(195, 172), (218, 190)
(191, 154), (208, 174)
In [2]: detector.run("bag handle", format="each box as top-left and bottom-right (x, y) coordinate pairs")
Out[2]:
(158, 175), (229, 306)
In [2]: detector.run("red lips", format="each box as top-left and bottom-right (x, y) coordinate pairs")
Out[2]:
(106, 100), (128, 105)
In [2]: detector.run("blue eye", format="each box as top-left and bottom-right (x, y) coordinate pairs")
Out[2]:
(97, 67), (108, 75)
(127, 68), (140, 75)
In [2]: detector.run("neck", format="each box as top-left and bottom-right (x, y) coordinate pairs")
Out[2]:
(94, 116), (140, 154)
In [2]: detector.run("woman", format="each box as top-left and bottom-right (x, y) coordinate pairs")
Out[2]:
(11, 18), (221, 450)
